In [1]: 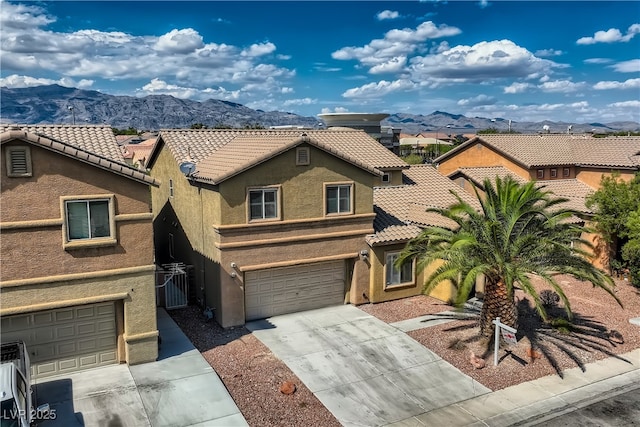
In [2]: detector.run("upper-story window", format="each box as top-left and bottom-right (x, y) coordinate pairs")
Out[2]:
(62, 195), (116, 248)
(382, 172), (392, 184)
(325, 183), (353, 215)
(537, 169), (544, 179)
(550, 168), (557, 178)
(563, 168), (570, 178)
(249, 187), (279, 221)
(169, 179), (174, 198)
(5, 146), (32, 177)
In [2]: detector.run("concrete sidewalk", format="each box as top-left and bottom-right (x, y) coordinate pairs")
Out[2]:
(35, 308), (247, 427)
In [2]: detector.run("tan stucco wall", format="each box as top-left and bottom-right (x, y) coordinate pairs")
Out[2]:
(368, 244), (423, 303)
(1, 140), (158, 365)
(528, 166), (576, 181)
(437, 142), (531, 179)
(219, 144), (374, 224)
(576, 168), (636, 189)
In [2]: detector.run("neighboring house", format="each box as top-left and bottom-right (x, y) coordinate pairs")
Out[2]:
(365, 165), (482, 304)
(146, 128), (408, 327)
(1, 125), (160, 379)
(436, 134), (640, 186)
(437, 134), (640, 269)
(121, 137), (156, 169)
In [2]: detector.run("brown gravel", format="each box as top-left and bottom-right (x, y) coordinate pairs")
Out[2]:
(170, 275), (640, 425)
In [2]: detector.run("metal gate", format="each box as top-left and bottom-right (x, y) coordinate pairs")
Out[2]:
(156, 263), (190, 310)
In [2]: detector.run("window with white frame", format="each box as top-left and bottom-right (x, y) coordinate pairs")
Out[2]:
(563, 167), (570, 177)
(385, 252), (414, 287)
(382, 172), (392, 184)
(64, 197), (114, 242)
(537, 169), (544, 179)
(249, 188), (279, 220)
(550, 168), (557, 178)
(5, 146), (32, 177)
(325, 183), (352, 215)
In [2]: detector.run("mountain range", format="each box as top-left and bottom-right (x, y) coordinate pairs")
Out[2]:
(1, 85), (638, 134)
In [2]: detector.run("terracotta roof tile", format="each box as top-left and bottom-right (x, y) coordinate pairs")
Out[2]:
(1, 124), (125, 163)
(154, 129), (407, 183)
(368, 165), (480, 245)
(448, 166), (527, 185)
(439, 134), (640, 169)
(0, 126), (158, 186)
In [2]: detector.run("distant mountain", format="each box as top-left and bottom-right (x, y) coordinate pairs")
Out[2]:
(1, 85), (638, 133)
(0, 85), (320, 130)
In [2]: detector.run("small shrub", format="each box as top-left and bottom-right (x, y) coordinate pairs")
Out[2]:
(540, 290), (560, 308)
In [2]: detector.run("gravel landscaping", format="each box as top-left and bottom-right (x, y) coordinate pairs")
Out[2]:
(170, 275), (639, 425)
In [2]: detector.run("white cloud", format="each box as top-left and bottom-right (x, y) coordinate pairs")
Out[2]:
(283, 97), (316, 106)
(154, 29), (204, 54)
(611, 59), (640, 73)
(538, 79), (585, 93)
(369, 56), (407, 74)
(321, 107), (350, 114)
(138, 78), (241, 100)
(608, 100), (640, 108)
(410, 40), (558, 82)
(0, 74), (93, 88)
(240, 42), (276, 57)
(535, 49), (563, 57)
(457, 94), (496, 106)
(576, 23), (640, 44)
(376, 10), (400, 21)
(0, 2), (54, 30)
(332, 21), (461, 69)
(503, 82), (532, 94)
(280, 87), (294, 94)
(584, 58), (613, 64)
(593, 78), (640, 90)
(342, 79), (417, 99)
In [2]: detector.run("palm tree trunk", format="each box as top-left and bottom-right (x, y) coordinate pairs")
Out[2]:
(480, 278), (518, 337)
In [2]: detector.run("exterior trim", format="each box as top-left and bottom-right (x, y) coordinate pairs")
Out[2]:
(0, 213), (152, 231)
(61, 194), (117, 249)
(124, 330), (159, 343)
(239, 252), (357, 272)
(0, 292), (130, 316)
(214, 213), (376, 232)
(215, 228), (373, 249)
(0, 264), (156, 288)
(114, 212), (154, 222)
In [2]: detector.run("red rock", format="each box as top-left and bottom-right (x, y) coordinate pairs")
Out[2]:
(280, 381), (296, 395)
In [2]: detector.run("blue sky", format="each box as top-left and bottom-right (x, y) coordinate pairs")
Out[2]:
(1, 1), (639, 123)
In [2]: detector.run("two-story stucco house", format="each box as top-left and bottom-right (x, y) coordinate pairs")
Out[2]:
(1, 125), (160, 378)
(147, 128), (412, 327)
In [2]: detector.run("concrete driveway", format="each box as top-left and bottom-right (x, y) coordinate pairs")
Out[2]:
(246, 305), (490, 427)
(33, 309), (247, 427)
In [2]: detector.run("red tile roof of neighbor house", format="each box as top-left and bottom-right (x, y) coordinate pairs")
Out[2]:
(437, 134), (640, 169)
(0, 125), (159, 186)
(367, 165), (481, 246)
(150, 128), (408, 184)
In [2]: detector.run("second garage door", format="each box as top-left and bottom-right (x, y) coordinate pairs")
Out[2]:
(0, 302), (118, 378)
(245, 260), (346, 321)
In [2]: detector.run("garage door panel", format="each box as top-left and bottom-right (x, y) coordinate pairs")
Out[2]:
(245, 260), (346, 321)
(3, 302), (117, 378)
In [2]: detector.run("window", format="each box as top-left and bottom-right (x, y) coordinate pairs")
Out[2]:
(382, 172), (391, 184)
(550, 168), (557, 178)
(325, 183), (352, 215)
(62, 195), (116, 248)
(385, 252), (414, 287)
(249, 188), (279, 221)
(296, 147), (310, 165)
(563, 168), (570, 178)
(5, 146), (32, 177)
(537, 169), (544, 179)
(168, 233), (175, 259)
(66, 199), (112, 240)
(169, 179), (174, 197)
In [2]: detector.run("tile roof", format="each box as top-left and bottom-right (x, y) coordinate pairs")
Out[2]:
(1, 124), (126, 163)
(438, 134), (640, 169)
(1, 125), (158, 186)
(151, 128), (407, 184)
(367, 165), (480, 246)
(447, 166), (594, 217)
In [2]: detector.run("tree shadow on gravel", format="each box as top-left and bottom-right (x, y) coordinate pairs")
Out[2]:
(167, 305), (252, 352)
(515, 298), (632, 378)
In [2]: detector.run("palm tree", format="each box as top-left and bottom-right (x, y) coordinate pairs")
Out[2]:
(397, 176), (621, 337)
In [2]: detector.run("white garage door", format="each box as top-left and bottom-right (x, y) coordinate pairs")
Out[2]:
(1, 302), (118, 378)
(245, 260), (346, 321)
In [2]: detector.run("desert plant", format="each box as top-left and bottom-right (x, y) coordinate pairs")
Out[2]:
(540, 290), (560, 309)
(397, 176), (622, 337)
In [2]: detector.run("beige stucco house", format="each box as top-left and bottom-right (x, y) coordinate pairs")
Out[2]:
(1, 125), (160, 378)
